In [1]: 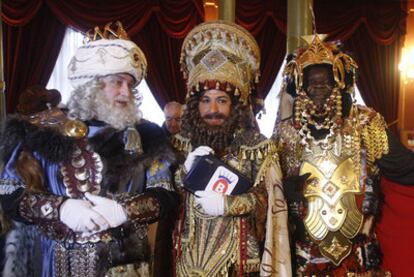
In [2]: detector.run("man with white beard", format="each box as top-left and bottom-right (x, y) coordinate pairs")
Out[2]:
(0, 22), (177, 277)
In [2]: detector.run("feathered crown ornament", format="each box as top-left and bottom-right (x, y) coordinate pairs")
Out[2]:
(180, 20), (260, 105)
(68, 21), (147, 88)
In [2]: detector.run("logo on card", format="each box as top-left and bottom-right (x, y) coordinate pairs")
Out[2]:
(206, 166), (239, 195)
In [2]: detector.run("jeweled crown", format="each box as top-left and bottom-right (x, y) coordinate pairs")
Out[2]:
(85, 21), (129, 41)
(285, 35), (358, 91)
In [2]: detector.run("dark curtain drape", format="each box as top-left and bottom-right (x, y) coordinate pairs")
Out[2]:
(315, 0), (407, 131)
(1, 0), (203, 113)
(235, 0), (406, 130)
(236, 0), (287, 102)
(1, 0), (407, 125)
(2, 2), (66, 113)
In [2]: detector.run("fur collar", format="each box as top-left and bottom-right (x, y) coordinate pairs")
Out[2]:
(0, 116), (175, 194)
(0, 116), (175, 165)
(0, 115), (75, 163)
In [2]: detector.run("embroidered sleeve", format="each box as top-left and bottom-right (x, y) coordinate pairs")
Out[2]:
(224, 191), (257, 216)
(146, 158), (174, 191)
(115, 193), (161, 223)
(18, 192), (65, 223)
(224, 179), (268, 217)
(116, 156), (179, 223)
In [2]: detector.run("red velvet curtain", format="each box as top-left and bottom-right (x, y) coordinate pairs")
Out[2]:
(2, 1), (66, 113)
(1, 0), (203, 113)
(315, 0), (407, 131)
(235, 0), (406, 129)
(236, 0), (287, 102)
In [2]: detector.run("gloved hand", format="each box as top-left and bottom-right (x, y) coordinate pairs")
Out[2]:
(85, 192), (128, 228)
(59, 198), (110, 233)
(184, 146), (214, 172)
(194, 190), (224, 216)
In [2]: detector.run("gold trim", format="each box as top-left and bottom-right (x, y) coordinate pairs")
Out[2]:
(180, 21), (260, 103)
(360, 110), (389, 174)
(171, 134), (191, 154)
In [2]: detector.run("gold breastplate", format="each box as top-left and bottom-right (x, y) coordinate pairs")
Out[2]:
(299, 134), (364, 265)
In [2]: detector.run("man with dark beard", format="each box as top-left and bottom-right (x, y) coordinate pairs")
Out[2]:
(273, 35), (414, 276)
(172, 21), (291, 276)
(0, 22), (177, 277)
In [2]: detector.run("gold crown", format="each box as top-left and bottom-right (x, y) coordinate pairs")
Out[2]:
(285, 34), (358, 90)
(297, 35), (333, 68)
(180, 21), (260, 104)
(85, 21), (129, 41)
(68, 21), (147, 88)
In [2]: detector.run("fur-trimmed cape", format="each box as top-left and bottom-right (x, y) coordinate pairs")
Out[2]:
(0, 115), (175, 166)
(0, 115), (178, 276)
(0, 114), (177, 220)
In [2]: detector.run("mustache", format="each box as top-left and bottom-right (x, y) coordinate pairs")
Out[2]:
(202, 112), (227, 120)
(114, 96), (130, 102)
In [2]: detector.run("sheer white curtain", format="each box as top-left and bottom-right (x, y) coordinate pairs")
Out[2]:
(256, 61), (284, 138)
(47, 28), (164, 126)
(47, 28), (83, 104)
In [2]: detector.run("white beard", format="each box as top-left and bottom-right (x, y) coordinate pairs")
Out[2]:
(94, 93), (141, 130)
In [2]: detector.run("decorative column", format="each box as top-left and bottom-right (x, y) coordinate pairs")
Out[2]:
(287, 0), (313, 54)
(279, 0), (314, 121)
(219, 0), (235, 22)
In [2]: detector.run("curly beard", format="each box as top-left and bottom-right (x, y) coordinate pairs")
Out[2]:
(189, 112), (237, 155)
(67, 79), (142, 130)
(181, 94), (256, 156)
(94, 91), (141, 130)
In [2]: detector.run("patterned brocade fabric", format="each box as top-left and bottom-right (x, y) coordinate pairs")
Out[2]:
(173, 131), (273, 276)
(115, 193), (160, 223)
(19, 193), (65, 223)
(225, 192), (257, 216)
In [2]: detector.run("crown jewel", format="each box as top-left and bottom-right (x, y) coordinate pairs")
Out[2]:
(180, 21), (260, 105)
(86, 21), (129, 42)
(68, 21), (147, 88)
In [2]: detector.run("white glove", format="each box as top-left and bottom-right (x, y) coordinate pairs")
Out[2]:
(184, 146), (214, 172)
(59, 198), (110, 233)
(85, 193), (128, 228)
(194, 190), (224, 216)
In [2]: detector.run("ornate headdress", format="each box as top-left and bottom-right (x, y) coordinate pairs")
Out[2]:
(281, 35), (358, 130)
(68, 21), (147, 88)
(180, 21), (260, 105)
(285, 34), (358, 93)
